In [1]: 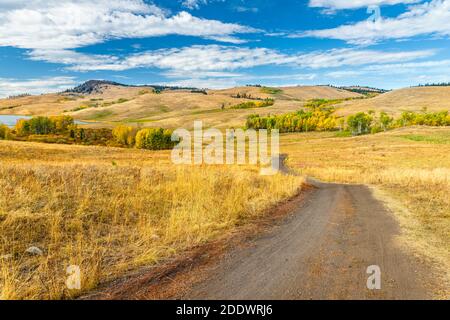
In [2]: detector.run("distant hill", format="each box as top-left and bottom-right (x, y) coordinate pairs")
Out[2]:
(330, 85), (388, 95)
(66, 80), (127, 95)
(335, 86), (450, 116)
(65, 80), (199, 95)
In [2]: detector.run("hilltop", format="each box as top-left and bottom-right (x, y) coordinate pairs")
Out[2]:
(66, 80), (128, 95)
(336, 85), (388, 95)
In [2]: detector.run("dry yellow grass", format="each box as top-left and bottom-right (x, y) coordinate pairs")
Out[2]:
(0, 85), (150, 117)
(0, 85), (360, 129)
(278, 86), (361, 100)
(281, 127), (450, 284)
(336, 86), (450, 116)
(0, 140), (303, 299)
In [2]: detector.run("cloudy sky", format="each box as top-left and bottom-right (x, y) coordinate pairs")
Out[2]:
(0, 0), (449, 96)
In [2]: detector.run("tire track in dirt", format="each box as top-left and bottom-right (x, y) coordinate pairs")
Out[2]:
(182, 179), (437, 300)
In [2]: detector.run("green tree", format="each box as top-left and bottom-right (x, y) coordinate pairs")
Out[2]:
(112, 125), (136, 147)
(28, 116), (55, 135)
(347, 112), (373, 135)
(15, 119), (30, 136)
(379, 112), (393, 131)
(135, 128), (175, 150)
(0, 124), (12, 140)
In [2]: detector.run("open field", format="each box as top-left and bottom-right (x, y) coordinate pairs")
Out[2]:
(336, 87), (450, 117)
(281, 126), (450, 288)
(0, 140), (303, 299)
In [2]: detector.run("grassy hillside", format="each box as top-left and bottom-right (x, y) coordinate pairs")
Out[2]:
(0, 84), (362, 129)
(278, 86), (361, 100)
(336, 86), (450, 116)
(3, 82), (450, 131)
(0, 84), (152, 117)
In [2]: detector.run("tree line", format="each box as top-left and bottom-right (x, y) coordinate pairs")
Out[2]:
(0, 116), (175, 150)
(231, 99), (275, 109)
(246, 100), (450, 135)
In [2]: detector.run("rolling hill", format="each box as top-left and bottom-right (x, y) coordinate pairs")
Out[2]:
(0, 81), (361, 129)
(335, 86), (450, 116)
(2, 81), (449, 130)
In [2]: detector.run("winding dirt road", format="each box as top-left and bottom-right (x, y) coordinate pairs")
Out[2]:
(85, 174), (440, 300)
(181, 179), (436, 300)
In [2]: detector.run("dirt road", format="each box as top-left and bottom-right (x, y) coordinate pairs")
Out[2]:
(182, 179), (436, 300)
(85, 177), (439, 300)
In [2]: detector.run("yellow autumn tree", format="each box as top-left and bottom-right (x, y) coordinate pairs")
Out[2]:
(0, 124), (12, 140)
(50, 115), (74, 133)
(112, 125), (135, 147)
(15, 119), (30, 136)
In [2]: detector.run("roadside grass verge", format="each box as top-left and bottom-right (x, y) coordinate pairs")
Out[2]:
(0, 140), (303, 299)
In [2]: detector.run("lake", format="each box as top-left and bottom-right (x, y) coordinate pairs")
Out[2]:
(0, 115), (88, 127)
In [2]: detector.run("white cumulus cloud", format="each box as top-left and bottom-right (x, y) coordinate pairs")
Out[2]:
(27, 45), (435, 73)
(303, 0), (450, 44)
(0, 0), (256, 51)
(0, 77), (77, 98)
(181, 0), (224, 10)
(309, 0), (420, 10)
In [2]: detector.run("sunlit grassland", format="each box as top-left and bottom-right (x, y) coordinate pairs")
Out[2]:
(0, 140), (303, 299)
(281, 126), (450, 286)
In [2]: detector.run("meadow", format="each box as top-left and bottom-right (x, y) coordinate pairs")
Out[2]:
(0, 140), (303, 299)
(1, 124), (449, 299)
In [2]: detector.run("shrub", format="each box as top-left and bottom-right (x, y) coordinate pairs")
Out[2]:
(0, 124), (12, 140)
(50, 115), (74, 133)
(261, 87), (282, 95)
(396, 111), (450, 127)
(231, 99), (274, 109)
(15, 119), (31, 136)
(135, 128), (175, 150)
(379, 112), (394, 131)
(347, 112), (373, 135)
(304, 98), (349, 110)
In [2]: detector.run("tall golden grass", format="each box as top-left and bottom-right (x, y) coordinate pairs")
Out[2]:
(0, 140), (303, 299)
(282, 127), (450, 284)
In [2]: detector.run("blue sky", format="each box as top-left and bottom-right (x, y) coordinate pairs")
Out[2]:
(0, 0), (450, 97)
